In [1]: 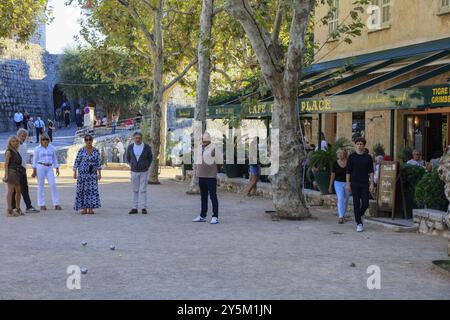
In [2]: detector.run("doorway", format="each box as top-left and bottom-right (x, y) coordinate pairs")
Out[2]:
(405, 110), (448, 161)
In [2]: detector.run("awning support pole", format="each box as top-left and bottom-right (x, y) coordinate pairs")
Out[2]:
(390, 110), (395, 159)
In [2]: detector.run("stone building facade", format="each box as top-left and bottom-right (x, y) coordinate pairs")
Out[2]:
(307, 0), (450, 159)
(0, 21), (59, 132)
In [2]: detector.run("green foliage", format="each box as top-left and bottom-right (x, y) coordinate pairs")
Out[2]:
(58, 48), (149, 118)
(68, 0), (200, 93)
(398, 145), (413, 162)
(0, 0), (51, 42)
(373, 143), (386, 157)
(415, 169), (448, 211)
(400, 164), (426, 212)
(307, 137), (352, 173)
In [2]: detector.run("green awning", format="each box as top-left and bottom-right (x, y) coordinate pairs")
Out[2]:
(176, 102), (274, 119)
(175, 84), (450, 119)
(299, 84), (450, 114)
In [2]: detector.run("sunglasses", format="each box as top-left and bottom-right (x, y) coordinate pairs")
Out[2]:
(41, 138), (49, 141)
(85, 138), (93, 142)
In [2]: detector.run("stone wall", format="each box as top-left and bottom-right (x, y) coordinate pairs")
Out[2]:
(438, 147), (450, 228)
(413, 209), (450, 239)
(0, 39), (58, 132)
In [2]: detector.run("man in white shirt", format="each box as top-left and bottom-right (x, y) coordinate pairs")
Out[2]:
(34, 116), (45, 143)
(114, 137), (125, 164)
(11, 129), (40, 213)
(14, 111), (24, 129)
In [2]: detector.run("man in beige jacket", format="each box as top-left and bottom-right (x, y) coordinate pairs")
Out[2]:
(192, 132), (220, 224)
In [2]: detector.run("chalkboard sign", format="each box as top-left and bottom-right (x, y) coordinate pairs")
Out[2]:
(376, 161), (398, 216)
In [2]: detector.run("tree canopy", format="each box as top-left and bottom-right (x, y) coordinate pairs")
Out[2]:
(0, 0), (50, 42)
(58, 48), (150, 118)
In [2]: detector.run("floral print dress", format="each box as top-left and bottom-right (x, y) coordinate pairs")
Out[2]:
(74, 147), (101, 210)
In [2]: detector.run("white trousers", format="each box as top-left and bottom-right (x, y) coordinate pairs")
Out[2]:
(131, 171), (148, 209)
(36, 164), (60, 206)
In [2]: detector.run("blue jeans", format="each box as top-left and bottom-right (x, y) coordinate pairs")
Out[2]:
(199, 178), (218, 218)
(334, 181), (351, 218)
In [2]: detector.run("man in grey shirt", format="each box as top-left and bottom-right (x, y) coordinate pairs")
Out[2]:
(126, 132), (153, 214)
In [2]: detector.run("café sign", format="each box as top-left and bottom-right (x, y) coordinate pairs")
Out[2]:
(176, 85), (450, 118)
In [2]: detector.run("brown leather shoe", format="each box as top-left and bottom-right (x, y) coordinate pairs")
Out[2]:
(40, 206), (47, 211)
(55, 205), (62, 211)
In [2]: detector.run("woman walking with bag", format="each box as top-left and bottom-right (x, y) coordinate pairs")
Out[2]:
(329, 147), (351, 224)
(73, 134), (102, 214)
(3, 136), (24, 217)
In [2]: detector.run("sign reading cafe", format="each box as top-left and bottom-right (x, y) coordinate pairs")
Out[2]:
(175, 85), (450, 119)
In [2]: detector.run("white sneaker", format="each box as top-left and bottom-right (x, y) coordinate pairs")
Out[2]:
(192, 216), (206, 222)
(210, 217), (219, 224)
(356, 224), (364, 232)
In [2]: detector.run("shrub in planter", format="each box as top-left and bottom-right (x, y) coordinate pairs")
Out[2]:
(415, 169), (448, 211)
(373, 143), (385, 157)
(400, 164), (426, 217)
(397, 145), (413, 163)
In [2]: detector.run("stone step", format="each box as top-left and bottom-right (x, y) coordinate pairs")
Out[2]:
(365, 217), (418, 233)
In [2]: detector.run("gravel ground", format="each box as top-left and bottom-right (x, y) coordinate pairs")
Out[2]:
(0, 168), (449, 300)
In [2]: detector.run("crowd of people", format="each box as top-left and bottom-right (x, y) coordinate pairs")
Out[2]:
(3, 125), (444, 231)
(2, 129), (154, 217)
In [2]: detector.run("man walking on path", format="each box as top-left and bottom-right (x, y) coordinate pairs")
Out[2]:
(346, 137), (374, 232)
(34, 117), (45, 143)
(126, 132), (153, 214)
(14, 111), (24, 129)
(11, 129), (40, 213)
(192, 132), (220, 224)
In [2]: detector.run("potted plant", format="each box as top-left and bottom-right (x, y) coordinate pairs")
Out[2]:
(307, 137), (352, 194)
(373, 143), (386, 157)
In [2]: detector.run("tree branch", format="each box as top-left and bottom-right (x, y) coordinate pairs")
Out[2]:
(284, 0), (315, 95)
(212, 66), (235, 85)
(226, 0), (283, 91)
(271, 0), (284, 45)
(117, 0), (157, 53)
(142, 0), (158, 11)
(164, 58), (198, 92)
(213, 4), (230, 16)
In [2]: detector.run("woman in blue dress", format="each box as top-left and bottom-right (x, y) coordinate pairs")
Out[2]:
(73, 134), (102, 214)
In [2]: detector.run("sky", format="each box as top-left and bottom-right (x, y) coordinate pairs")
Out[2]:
(46, 0), (83, 54)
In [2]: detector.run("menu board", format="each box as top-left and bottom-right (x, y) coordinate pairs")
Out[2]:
(376, 161), (398, 215)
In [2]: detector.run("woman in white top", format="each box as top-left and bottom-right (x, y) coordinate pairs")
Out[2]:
(31, 133), (61, 211)
(406, 149), (426, 168)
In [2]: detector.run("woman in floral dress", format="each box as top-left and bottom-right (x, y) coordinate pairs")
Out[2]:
(73, 134), (102, 214)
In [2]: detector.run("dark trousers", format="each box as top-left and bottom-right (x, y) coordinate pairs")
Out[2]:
(351, 183), (370, 225)
(15, 121), (22, 129)
(12, 169), (32, 209)
(36, 128), (43, 142)
(199, 177), (218, 218)
(48, 130), (53, 142)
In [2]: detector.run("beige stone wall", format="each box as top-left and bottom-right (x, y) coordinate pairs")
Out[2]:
(365, 110), (391, 155)
(314, 0), (450, 63)
(336, 112), (353, 142)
